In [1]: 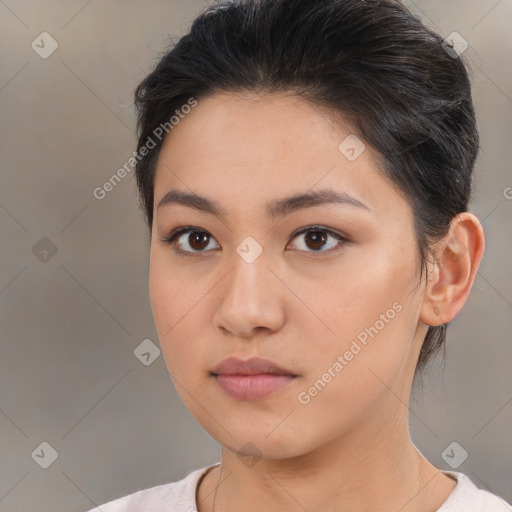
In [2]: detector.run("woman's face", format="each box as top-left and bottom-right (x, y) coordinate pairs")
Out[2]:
(149, 91), (429, 458)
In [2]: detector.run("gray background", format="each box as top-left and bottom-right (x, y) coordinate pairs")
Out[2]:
(0, 1), (510, 510)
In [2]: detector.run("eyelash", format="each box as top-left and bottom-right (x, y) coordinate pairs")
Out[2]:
(159, 225), (350, 257)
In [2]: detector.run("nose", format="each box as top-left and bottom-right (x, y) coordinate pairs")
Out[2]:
(212, 248), (287, 339)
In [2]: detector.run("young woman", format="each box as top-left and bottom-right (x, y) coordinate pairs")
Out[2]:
(87, 0), (511, 510)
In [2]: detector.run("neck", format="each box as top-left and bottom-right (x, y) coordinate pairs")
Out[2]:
(197, 407), (456, 512)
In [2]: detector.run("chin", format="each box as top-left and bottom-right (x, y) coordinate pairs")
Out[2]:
(197, 412), (319, 460)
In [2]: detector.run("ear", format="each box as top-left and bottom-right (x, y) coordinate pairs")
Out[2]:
(420, 212), (485, 327)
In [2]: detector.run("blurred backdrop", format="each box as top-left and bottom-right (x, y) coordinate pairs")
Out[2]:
(0, 1), (511, 510)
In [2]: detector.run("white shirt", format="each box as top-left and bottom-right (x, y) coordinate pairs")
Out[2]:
(85, 463), (512, 511)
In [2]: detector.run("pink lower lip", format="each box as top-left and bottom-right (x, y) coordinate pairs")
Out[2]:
(213, 374), (296, 400)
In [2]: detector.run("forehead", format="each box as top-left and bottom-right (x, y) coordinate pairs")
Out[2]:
(157, 90), (361, 162)
(152, 91), (405, 220)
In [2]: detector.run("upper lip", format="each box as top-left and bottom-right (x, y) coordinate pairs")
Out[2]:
(211, 357), (296, 376)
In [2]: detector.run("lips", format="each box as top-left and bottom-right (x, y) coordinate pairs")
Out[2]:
(211, 356), (295, 376)
(211, 357), (297, 401)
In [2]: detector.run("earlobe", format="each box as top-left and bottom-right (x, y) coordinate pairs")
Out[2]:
(420, 212), (485, 327)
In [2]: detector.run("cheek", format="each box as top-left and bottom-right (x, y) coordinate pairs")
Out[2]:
(149, 255), (177, 337)
(149, 254), (194, 363)
(299, 246), (421, 386)
(304, 246), (417, 341)
(149, 250), (200, 328)
(291, 295), (418, 447)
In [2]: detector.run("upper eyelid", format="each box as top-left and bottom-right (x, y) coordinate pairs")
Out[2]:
(164, 225), (346, 240)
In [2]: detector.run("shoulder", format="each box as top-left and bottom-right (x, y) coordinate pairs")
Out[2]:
(83, 463), (220, 512)
(438, 472), (512, 512)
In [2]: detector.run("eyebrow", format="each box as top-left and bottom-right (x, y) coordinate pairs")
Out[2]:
(156, 188), (370, 221)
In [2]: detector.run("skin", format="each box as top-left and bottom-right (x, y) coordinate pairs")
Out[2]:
(148, 91), (485, 512)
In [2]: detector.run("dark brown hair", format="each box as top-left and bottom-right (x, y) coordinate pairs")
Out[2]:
(133, 0), (479, 374)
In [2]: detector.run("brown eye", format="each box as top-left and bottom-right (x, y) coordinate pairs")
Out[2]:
(161, 227), (220, 254)
(290, 226), (348, 254)
(188, 231), (211, 251)
(162, 225), (348, 256)
(303, 230), (328, 251)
